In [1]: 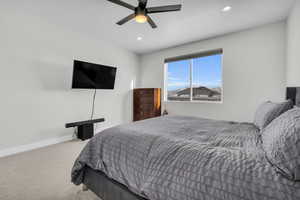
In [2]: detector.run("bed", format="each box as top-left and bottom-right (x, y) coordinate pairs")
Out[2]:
(71, 115), (300, 200)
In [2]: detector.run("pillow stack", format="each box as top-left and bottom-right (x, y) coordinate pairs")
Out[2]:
(261, 107), (300, 181)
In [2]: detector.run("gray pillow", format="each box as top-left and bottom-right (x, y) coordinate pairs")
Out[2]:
(261, 107), (300, 181)
(254, 100), (293, 130)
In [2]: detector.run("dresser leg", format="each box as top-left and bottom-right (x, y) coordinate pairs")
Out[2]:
(82, 184), (89, 191)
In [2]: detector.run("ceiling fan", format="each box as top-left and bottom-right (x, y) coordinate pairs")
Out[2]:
(106, 0), (182, 29)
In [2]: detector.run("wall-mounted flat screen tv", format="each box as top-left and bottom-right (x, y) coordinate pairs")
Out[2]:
(72, 60), (117, 89)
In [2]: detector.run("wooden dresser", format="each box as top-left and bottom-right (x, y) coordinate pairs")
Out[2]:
(133, 88), (161, 121)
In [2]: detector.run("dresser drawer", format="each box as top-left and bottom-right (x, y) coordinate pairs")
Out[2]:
(134, 93), (153, 99)
(134, 89), (154, 95)
(135, 98), (154, 105)
(139, 103), (154, 109)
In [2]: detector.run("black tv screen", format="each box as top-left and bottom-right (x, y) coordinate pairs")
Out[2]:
(72, 60), (117, 89)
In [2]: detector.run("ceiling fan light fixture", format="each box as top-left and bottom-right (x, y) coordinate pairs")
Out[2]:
(135, 14), (147, 23)
(107, 0), (182, 29)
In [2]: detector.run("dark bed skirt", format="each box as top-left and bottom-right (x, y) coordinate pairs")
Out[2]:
(82, 166), (148, 200)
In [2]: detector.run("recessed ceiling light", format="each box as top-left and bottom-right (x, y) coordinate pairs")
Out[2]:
(137, 37), (143, 41)
(222, 6), (232, 12)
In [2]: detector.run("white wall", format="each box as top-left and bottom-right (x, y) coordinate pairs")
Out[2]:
(287, 1), (300, 86)
(139, 22), (287, 122)
(0, 8), (139, 151)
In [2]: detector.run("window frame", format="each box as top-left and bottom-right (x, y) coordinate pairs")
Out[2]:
(164, 49), (224, 104)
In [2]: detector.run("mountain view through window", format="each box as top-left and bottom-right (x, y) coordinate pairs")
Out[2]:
(166, 52), (222, 102)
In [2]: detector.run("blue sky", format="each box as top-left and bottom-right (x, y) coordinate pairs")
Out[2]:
(167, 54), (222, 91)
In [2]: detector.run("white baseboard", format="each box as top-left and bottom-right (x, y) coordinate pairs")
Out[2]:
(0, 135), (74, 158)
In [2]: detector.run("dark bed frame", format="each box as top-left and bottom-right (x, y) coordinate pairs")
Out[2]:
(82, 166), (148, 200)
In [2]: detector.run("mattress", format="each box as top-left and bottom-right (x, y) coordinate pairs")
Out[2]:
(72, 115), (300, 200)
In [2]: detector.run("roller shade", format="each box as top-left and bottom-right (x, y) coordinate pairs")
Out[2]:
(164, 49), (223, 63)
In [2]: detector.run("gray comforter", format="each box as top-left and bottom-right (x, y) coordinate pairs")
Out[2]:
(71, 116), (300, 200)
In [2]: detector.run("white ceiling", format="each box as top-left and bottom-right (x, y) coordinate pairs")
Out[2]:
(1, 0), (295, 54)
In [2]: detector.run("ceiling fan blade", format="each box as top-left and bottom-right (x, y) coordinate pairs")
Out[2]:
(147, 15), (157, 29)
(147, 5), (182, 14)
(138, 0), (147, 8)
(116, 13), (136, 25)
(106, 0), (135, 11)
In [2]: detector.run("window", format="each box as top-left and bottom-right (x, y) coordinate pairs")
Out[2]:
(165, 49), (223, 102)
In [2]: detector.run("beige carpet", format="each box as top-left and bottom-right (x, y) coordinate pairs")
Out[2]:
(0, 140), (102, 200)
